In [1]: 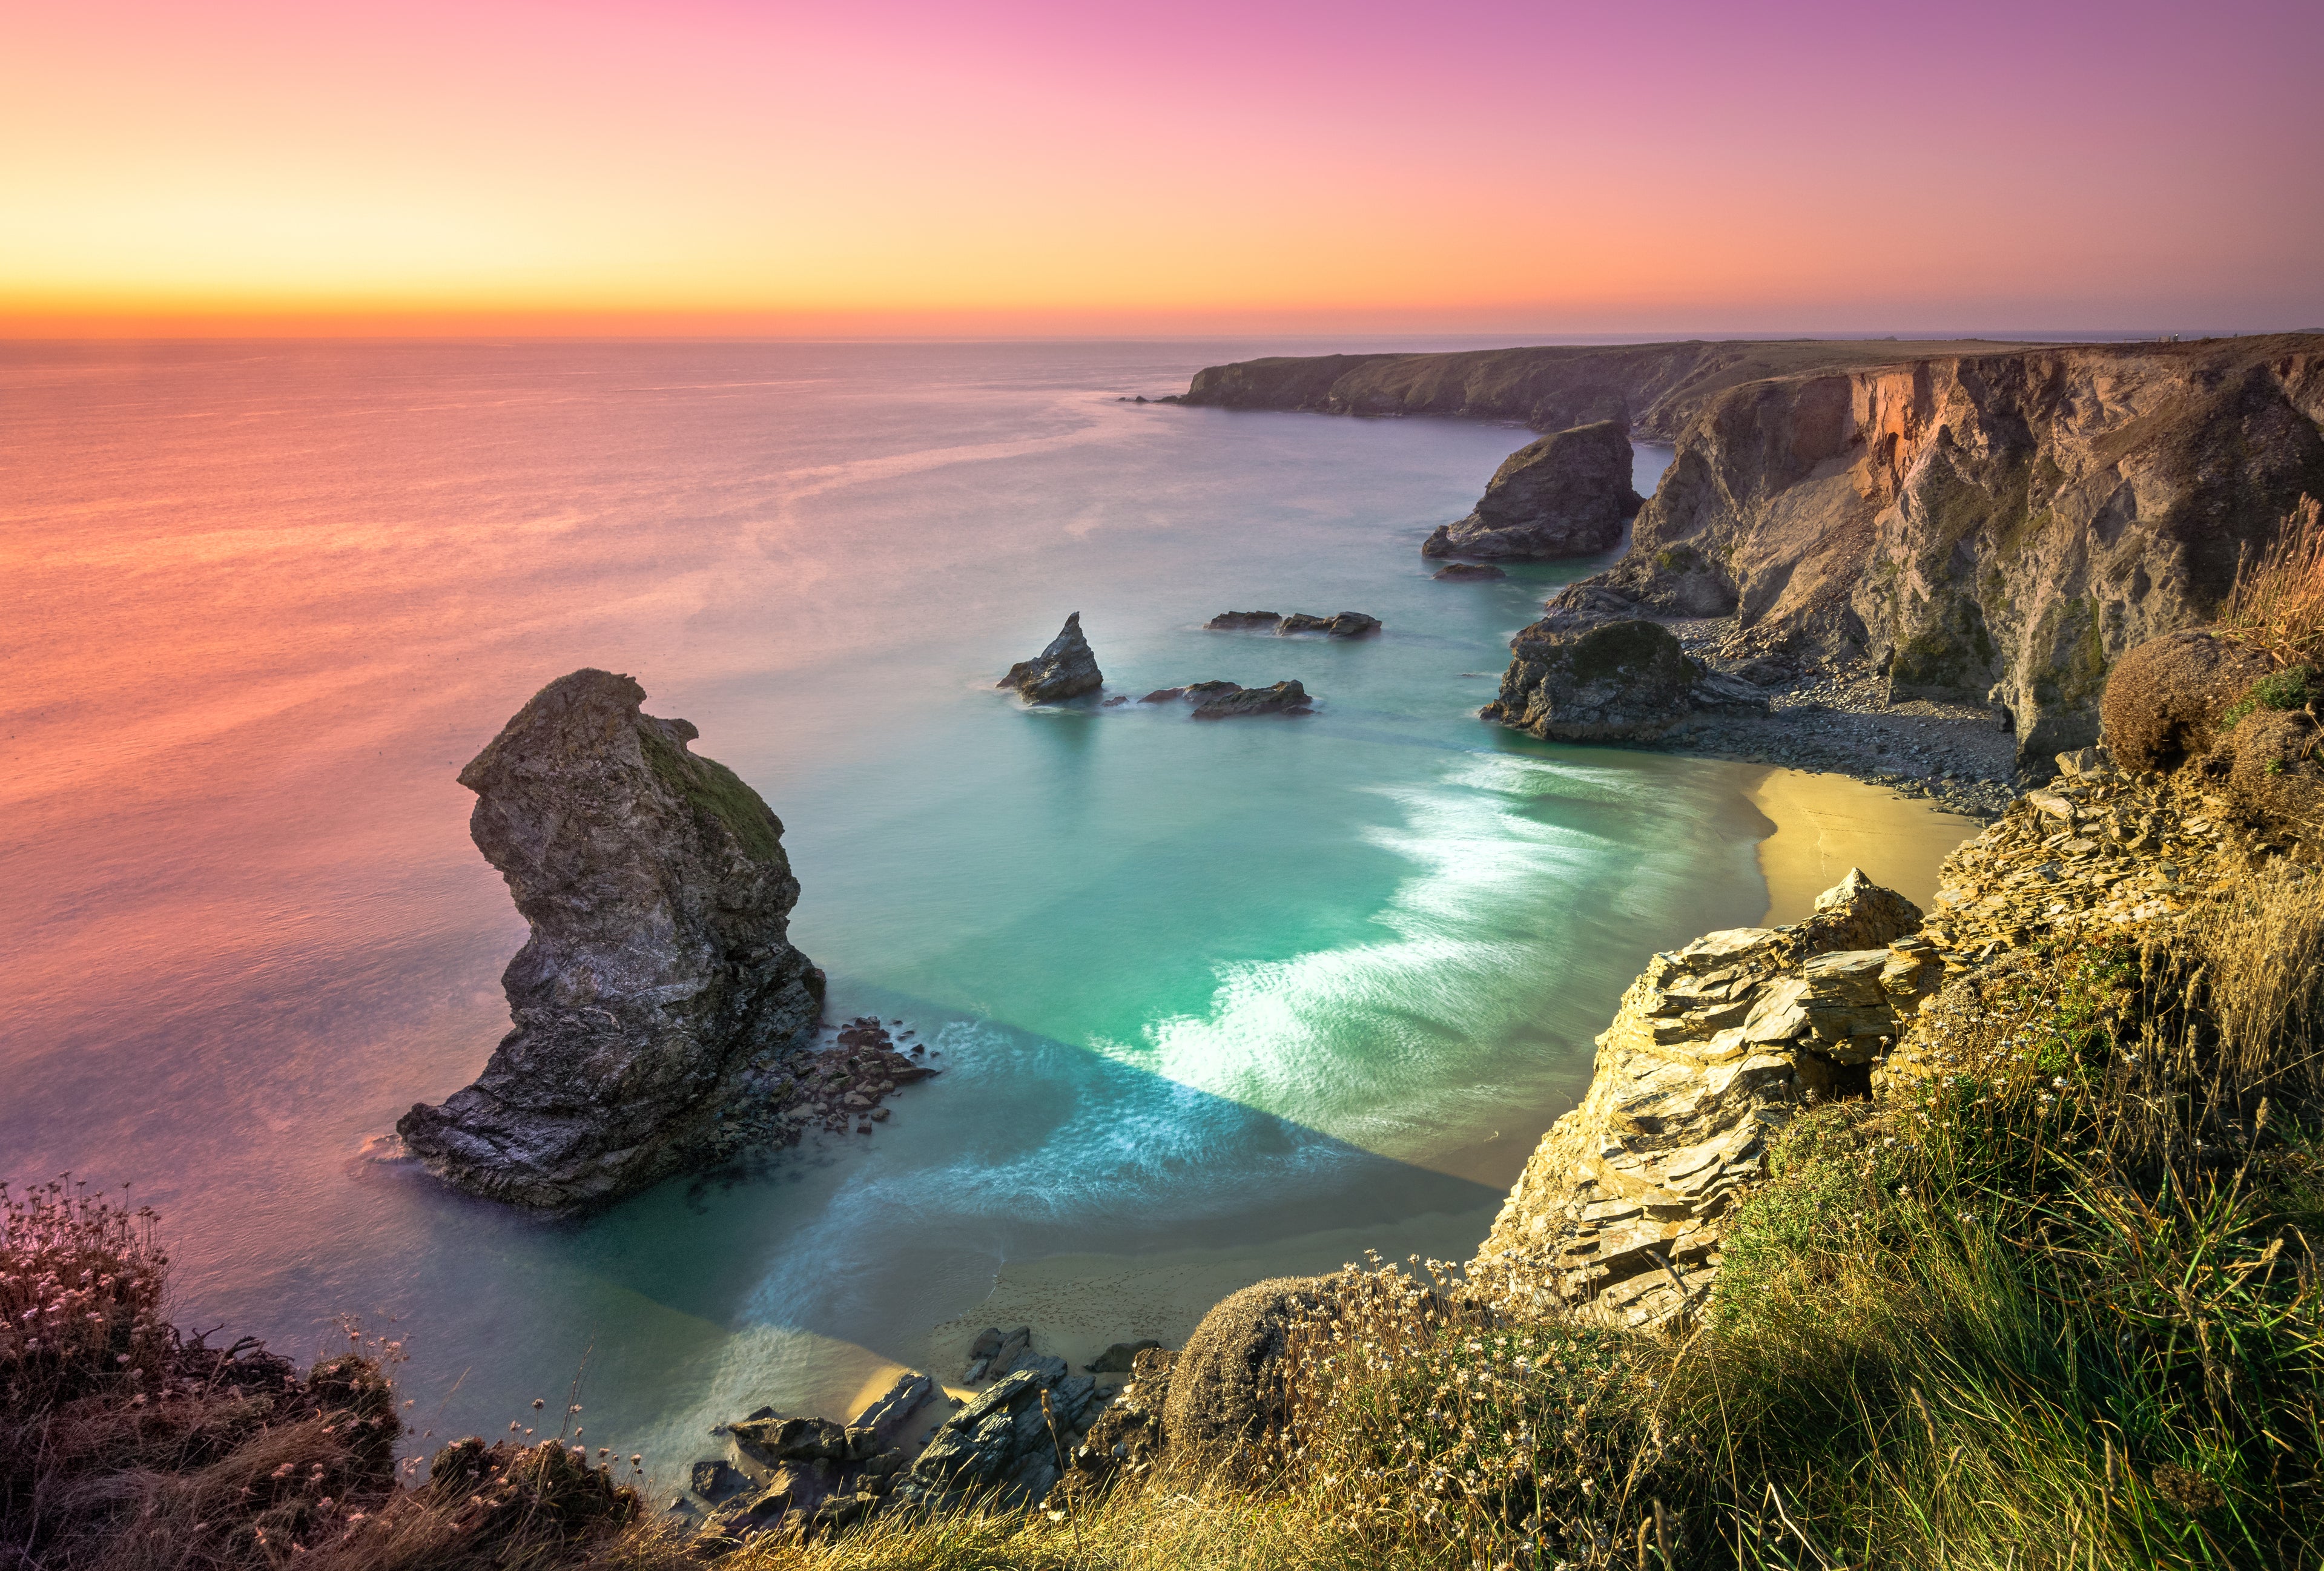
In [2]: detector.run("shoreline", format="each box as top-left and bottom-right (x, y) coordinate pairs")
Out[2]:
(908, 762), (1978, 1389)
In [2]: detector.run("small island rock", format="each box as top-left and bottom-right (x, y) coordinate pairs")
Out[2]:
(1279, 611), (1381, 637)
(999, 613), (1103, 702)
(1204, 611), (1281, 631)
(397, 670), (824, 1211)
(1192, 680), (1312, 719)
(1422, 419), (1641, 560)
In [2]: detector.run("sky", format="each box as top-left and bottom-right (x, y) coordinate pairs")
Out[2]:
(5, 0), (2321, 337)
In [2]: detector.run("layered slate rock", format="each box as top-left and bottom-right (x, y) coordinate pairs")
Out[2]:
(695, 1372), (940, 1545)
(890, 1363), (1102, 1512)
(397, 670), (823, 1211)
(1481, 617), (1764, 742)
(1422, 420), (1641, 560)
(1470, 871), (1936, 1330)
(999, 613), (1103, 702)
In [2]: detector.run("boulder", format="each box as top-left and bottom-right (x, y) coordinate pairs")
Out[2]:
(689, 1458), (745, 1503)
(397, 671), (823, 1211)
(1160, 1277), (1330, 1471)
(1206, 611), (1281, 631)
(2099, 630), (2273, 773)
(1192, 680), (1313, 719)
(999, 613), (1103, 702)
(1085, 1339), (1164, 1374)
(1482, 618), (1759, 742)
(1421, 420), (1641, 560)
(1433, 562), (1507, 581)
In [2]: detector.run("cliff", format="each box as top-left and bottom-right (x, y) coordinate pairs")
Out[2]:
(1177, 338), (2068, 441)
(398, 670), (824, 1211)
(1183, 336), (2324, 766)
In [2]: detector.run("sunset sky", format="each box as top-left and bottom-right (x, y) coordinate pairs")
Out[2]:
(7, 0), (2320, 336)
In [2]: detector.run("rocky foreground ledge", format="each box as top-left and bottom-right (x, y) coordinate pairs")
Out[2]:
(1470, 733), (2278, 1330)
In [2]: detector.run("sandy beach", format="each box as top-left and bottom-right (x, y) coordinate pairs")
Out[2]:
(1745, 766), (1983, 925)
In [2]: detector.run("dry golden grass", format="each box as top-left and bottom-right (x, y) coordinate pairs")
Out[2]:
(2220, 495), (2324, 668)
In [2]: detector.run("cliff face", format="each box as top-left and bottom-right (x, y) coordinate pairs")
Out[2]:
(1595, 339), (2324, 762)
(1183, 336), (2324, 766)
(398, 670), (823, 1211)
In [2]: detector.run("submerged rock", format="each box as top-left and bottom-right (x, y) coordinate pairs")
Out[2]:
(1422, 420), (1641, 560)
(1433, 562), (1507, 581)
(396, 670), (824, 1211)
(999, 613), (1103, 702)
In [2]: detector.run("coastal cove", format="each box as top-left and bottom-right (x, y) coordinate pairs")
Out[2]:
(0, 339), (1977, 1485)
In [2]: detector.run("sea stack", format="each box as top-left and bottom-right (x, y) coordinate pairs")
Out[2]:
(1421, 419), (1642, 560)
(999, 613), (1103, 702)
(397, 670), (824, 1211)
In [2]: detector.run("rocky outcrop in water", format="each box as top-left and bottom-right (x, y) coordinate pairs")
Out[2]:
(1422, 420), (1640, 560)
(1206, 610), (1381, 636)
(1481, 618), (1764, 742)
(1434, 562), (1507, 581)
(1192, 680), (1312, 719)
(397, 671), (824, 1211)
(999, 613), (1103, 702)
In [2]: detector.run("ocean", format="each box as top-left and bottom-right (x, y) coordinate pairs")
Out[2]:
(2, 337), (1790, 1477)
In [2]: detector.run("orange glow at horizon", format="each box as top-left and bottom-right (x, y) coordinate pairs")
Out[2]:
(6, 0), (2321, 337)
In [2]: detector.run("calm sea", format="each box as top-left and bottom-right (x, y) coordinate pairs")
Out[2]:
(1, 338), (1769, 1476)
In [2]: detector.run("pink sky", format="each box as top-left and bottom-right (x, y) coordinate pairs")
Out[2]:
(4, 0), (2319, 334)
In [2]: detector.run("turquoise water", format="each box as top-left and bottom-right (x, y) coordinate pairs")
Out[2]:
(1, 340), (1769, 1473)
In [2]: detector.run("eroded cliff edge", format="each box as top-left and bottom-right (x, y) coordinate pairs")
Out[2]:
(398, 670), (825, 1211)
(1181, 336), (2324, 768)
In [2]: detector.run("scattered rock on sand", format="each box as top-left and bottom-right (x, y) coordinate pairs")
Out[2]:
(999, 613), (1103, 702)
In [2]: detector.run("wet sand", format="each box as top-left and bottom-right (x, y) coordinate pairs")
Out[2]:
(1745, 767), (1983, 925)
